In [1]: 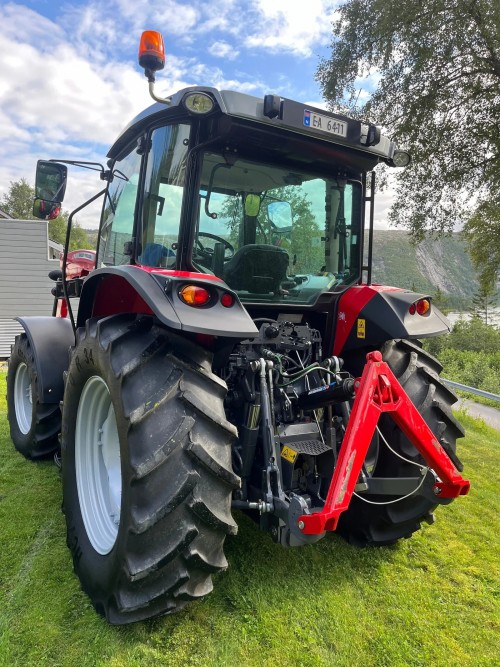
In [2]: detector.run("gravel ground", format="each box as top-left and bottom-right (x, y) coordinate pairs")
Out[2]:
(457, 398), (500, 431)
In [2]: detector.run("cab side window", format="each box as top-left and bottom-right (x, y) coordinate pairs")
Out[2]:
(138, 123), (190, 268)
(98, 143), (142, 267)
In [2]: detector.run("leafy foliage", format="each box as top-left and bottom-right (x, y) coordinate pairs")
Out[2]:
(471, 283), (498, 325)
(438, 348), (500, 396)
(462, 201), (500, 288)
(318, 0), (500, 241)
(432, 287), (451, 315)
(425, 317), (500, 356)
(424, 319), (500, 399)
(0, 179), (35, 219)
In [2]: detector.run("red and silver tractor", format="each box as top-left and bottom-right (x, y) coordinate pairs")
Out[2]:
(7, 31), (469, 624)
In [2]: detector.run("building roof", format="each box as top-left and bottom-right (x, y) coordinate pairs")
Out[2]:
(0, 208), (13, 219)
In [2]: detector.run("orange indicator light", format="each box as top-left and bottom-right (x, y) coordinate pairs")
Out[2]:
(179, 285), (211, 307)
(416, 298), (430, 315)
(409, 299), (431, 316)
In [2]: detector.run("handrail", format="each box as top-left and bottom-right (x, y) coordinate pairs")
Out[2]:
(443, 379), (500, 403)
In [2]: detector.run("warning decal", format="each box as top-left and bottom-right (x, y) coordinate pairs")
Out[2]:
(281, 446), (298, 463)
(357, 318), (366, 339)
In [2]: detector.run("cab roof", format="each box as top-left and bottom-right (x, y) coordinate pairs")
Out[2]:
(108, 86), (397, 168)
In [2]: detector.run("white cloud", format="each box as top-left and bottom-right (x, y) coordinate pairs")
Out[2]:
(305, 100), (329, 111)
(208, 41), (239, 60)
(245, 0), (337, 57)
(153, 2), (199, 34)
(353, 70), (382, 103)
(373, 189), (394, 230)
(0, 35), (147, 145)
(0, 0), (336, 224)
(59, 0), (338, 58)
(186, 62), (264, 93)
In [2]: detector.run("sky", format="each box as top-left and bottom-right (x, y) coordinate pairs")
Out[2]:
(0, 0), (393, 227)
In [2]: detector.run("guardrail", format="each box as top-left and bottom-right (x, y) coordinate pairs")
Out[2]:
(443, 379), (500, 403)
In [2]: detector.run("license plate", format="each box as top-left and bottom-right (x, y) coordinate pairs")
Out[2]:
(303, 110), (347, 138)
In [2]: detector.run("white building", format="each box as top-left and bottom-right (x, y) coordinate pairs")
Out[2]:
(0, 219), (63, 357)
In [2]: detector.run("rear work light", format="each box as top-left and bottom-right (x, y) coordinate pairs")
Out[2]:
(179, 284), (211, 307)
(183, 92), (214, 114)
(409, 298), (431, 316)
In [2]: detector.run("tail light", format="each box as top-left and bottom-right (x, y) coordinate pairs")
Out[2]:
(409, 298), (430, 316)
(220, 293), (234, 307)
(179, 285), (211, 307)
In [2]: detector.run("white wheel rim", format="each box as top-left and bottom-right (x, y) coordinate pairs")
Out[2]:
(75, 376), (122, 555)
(14, 362), (32, 434)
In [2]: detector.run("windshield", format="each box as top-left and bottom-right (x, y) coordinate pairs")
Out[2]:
(194, 152), (363, 304)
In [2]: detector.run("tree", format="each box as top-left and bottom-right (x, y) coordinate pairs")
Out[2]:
(0, 178), (93, 250)
(317, 0), (500, 241)
(0, 178), (36, 219)
(462, 202), (500, 288)
(424, 315), (500, 356)
(471, 281), (498, 326)
(432, 287), (450, 315)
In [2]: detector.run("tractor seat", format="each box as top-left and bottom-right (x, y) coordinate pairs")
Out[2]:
(223, 244), (289, 294)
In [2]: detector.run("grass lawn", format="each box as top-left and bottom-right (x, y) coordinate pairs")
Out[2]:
(0, 372), (498, 667)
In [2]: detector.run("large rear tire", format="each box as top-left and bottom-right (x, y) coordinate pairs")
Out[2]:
(6, 334), (61, 459)
(61, 314), (239, 624)
(337, 339), (465, 546)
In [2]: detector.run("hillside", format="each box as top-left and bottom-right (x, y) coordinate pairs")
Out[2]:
(371, 231), (476, 310)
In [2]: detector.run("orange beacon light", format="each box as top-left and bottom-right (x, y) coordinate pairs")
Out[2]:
(138, 30), (165, 77)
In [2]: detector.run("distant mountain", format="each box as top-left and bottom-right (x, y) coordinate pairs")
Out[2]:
(370, 231), (476, 310)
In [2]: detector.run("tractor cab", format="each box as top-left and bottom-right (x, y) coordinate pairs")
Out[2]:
(88, 32), (410, 312)
(94, 80), (402, 315)
(99, 107), (366, 306)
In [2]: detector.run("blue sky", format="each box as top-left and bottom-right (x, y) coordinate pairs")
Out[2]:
(0, 0), (392, 226)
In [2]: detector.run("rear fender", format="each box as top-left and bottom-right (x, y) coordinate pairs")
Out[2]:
(333, 285), (450, 356)
(15, 316), (75, 404)
(77, 266), (258, 339)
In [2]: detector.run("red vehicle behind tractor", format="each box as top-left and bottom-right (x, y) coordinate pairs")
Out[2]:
(7, 31), (469, 624)
(63, 249), (97, 279)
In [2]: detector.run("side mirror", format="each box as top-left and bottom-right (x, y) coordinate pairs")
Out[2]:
(33, 160), (67, 220)
(33, 198), (61, 220)
(267, 201), (292, 231)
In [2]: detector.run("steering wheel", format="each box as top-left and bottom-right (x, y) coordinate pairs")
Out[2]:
(196, 232), (235, 261)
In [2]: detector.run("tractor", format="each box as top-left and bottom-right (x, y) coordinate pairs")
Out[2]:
(6, 31), (469, 624)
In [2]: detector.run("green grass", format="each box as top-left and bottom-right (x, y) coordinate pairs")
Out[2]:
(0, 374), (499, 667)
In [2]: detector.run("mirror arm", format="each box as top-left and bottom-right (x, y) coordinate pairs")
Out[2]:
(48, 159), (108, 176)
(147, 80), (172, 106)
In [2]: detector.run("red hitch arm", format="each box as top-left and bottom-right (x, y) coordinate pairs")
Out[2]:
(298, 351), (470, 535)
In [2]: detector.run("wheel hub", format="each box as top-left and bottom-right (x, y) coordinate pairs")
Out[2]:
(75, 376), (122, 555)
(14, 362), (32, 435)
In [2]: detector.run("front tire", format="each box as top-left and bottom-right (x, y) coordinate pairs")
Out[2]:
(7, 334), (61, 459)
(61, 314), (239, 624)
(337, 339), (465, 546)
